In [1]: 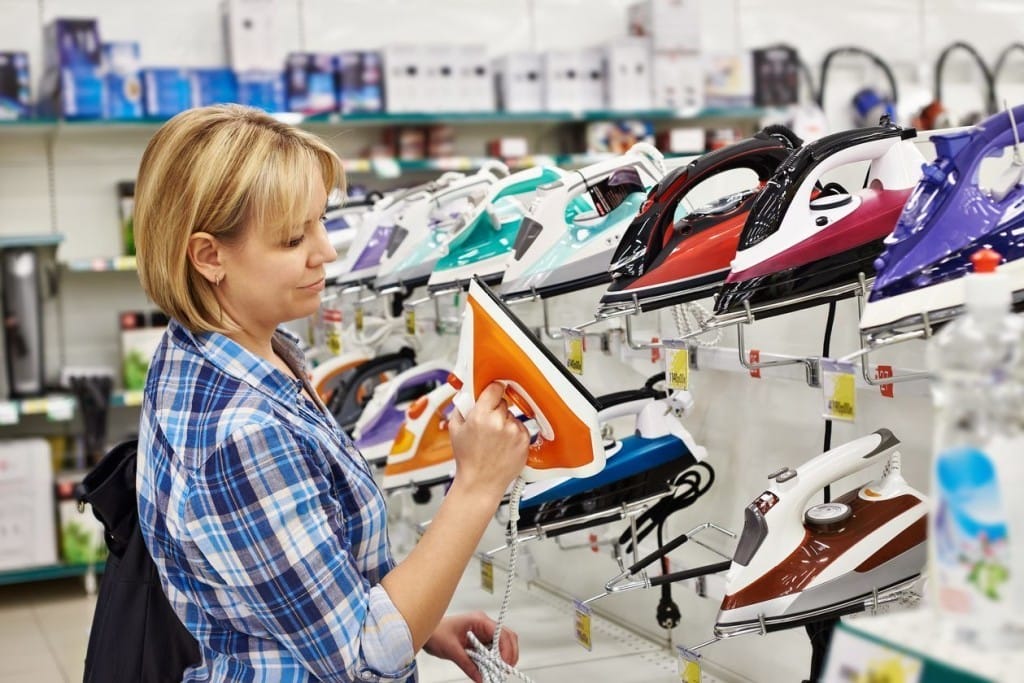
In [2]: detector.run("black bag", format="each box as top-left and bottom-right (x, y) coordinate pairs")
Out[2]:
(78, 439), (201, 683)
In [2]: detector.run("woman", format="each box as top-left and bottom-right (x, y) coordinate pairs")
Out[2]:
(134, 104), (529, 682)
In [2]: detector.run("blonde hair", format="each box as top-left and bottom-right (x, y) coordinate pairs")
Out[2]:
(134, 104), (345, 334)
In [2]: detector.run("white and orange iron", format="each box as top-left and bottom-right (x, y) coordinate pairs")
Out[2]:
(449, 277), (604, 483)
(381, 381), (458, 493)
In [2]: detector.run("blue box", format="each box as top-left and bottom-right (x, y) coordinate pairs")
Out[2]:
(237, 71), (285, 113)
(336, 51), (361, 114)
(192, 68), (238, 107)
(0, 52), (30, 120)
(142, 68), (193, 118)
(45, 18), (101, 71)
(359, 51), (384, 113)
(101, 42), (142, 120)
(40, 18), (104, 119)
(285, 53), (337, 115)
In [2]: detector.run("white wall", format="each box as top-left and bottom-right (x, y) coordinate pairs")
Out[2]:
(3, 1), (1024, 681)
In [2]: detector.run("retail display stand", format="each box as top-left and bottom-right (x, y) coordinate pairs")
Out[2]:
(823, 608), (1018, 682)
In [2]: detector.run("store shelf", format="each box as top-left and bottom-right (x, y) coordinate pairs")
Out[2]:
(0, 562), (102, 587)
(64, 255), (137, 272)
(824, 608), (1015, 682)
(0, 390), (141, 425)
(0, 233), (64, 248)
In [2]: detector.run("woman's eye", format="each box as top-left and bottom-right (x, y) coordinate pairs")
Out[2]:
(319, 214), (327, 223)
(286, 235), (305, 247)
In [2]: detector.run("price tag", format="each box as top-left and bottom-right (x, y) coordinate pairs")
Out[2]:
(664, 340), (690, 391)
(114, 255), (137, 271)
(480, 557), (494, 594)
(676, 646), (702, 683)
(0, 402), (18, 425)
(404, 308), (416, 336)
(572, 599), (593, 651)
(748, 349), (761, 378)
(563, 328), (584, 376)
(354, 305), (364, 333)
(20, 398), (48, 415)
(47, 396), (75, 422)
(822, 359), (856, 422)
(822, 627), (922, 683)
(370, 157), (402, 179)
(121, 390), (143, 407)
(876, 365), (894, 398)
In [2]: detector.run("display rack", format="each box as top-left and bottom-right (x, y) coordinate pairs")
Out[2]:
(825, 608), (1018, 682)
(0, 562), (100, 588)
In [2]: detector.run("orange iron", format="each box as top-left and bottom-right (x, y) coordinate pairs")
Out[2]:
(449, 277), (604, 483)
(381, 382), (458, 494)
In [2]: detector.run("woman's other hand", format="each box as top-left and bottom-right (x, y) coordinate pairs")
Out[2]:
(424, 611), (520, 683)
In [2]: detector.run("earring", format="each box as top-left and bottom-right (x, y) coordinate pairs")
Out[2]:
(215, 274), (223, 286)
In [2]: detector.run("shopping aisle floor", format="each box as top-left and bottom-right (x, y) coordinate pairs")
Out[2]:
(0, 566), (698, 682)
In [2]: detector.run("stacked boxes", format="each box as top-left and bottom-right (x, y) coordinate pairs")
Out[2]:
(0, 52), (30, 119)
(628, 0), (705, 112)
(39, 18), (104, 119)
(285, 53), (337, 115)
(100, 42), (142, 119)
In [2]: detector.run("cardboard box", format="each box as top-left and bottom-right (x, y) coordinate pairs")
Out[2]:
(426, 45), (459, 112)
(221, 0), (281, 72)
(117, 181), (135, 256)
(0, 52), (30, 119)
(336, 51), (362, 114)
(579, 47), (606, 111)
(543, 50), (583, 112)
(191, 68), (238, 107)
(54, 473), (106, 565)
(628, 0), (701, 51)
(0, 439), (57, 571)
(142, 68), (193, 118)
(456, 45), (494, 112)
(652, 50), (704, 111)
(119, 310), (168, 391)
(39, 18), (104, 118)
(383, 45), (425, 113)
(494, 52), (543, 113)
(285, 53), (337, 115)
(100, 42), (142, 120)
(236, 70), (285, 112)
(604, 40), (653, 111)
(704, 52), (753, 108)
(44, 18), (102, 72)
(358, 51), (384, 113)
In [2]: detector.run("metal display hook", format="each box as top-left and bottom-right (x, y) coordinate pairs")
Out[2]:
(847, 274), (931, 387)
(734, 315), (821, 388)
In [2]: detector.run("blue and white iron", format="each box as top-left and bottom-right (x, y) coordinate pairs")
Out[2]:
(423, 164), (569, 294)
(322, 191), (383, 276)
(500, 143), (667, 301)
(374, 163), (509, 293)
(352, 359), (453, 466)
(861, 105), (1024, 337)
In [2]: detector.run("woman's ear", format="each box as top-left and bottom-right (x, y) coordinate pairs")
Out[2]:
(187, 232), (224, 286)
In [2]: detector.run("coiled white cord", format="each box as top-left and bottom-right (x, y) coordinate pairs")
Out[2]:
(671, 302), (721, 347)
(466, 477), (536, 683)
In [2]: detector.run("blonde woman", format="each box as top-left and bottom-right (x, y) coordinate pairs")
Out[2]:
(134, 105), (527, 683)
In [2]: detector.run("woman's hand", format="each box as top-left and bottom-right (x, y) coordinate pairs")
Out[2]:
(424, 611), (520, 683)
(447, 382), (529, 501)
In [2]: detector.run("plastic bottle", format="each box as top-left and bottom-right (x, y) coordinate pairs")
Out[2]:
(927, 248), (1024, 649)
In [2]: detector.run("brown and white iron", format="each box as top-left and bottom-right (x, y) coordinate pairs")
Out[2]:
(714, 428), (926, 638)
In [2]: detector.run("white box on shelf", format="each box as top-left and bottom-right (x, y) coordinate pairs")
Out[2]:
(543, 50), (585, 112)
(457, 45), (495, 113)
(704, 51), (753, 108)
(652, 50), (704, 112)
(628, 0), (701, 52)
(604, 39), (653, 111)
(221, 0), (281, 72)
(424, 45), (459, 113)
(0, 438), (57, 572)
(494, 52), (544, 113)
(383, 45), (425, 113)
(579, 47), (607, 112)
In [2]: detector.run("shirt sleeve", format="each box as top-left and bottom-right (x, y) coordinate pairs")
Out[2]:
(182, 421), (415, 683)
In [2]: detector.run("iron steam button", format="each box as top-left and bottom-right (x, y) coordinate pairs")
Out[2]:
(804, 502), (853, 530)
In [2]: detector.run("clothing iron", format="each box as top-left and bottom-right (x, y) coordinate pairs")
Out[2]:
(597, 128), (801, 316)
(315, 347), (418, 433)
(310, 351), (371, 409)
(516, 388), (712, 536)
(861, 105), (1024, 337)
(381, 381), (458, 494)
(714, 428), (927, 639)
(352, 360), (453, 466)
(711, 121), (925, 324)
(500, 144), (666, 301)
(322, 192), (383, 273)
(374, 163), (510, 293)
(450, 277), (604, 482)
(331, 176), (464, 288)
(424, 165), (568, 294)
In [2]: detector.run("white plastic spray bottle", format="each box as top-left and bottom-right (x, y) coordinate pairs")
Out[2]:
(927, 247), (1024, 648)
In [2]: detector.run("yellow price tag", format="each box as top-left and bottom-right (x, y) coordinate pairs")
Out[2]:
(821, 359), (856, 422)
(664, 342), (690, 391)
(563, 329), (584, 376)
(676, 646), (701, 682)
(354, 305), (364, 333)
(573, 599), (593, 651)
(404, 308), (416, 336)
(19, 398), (49, 415)
(480, 557), (494, 594)
(121, 390), (143, 407)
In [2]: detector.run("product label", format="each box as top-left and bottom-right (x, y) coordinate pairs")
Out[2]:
(480, 557), (494, 594)
(404, 308), (416, 336)
(664, 340), (690, 391)
(573, 599), (593, 651)
(821, 359), (856, 422)
(354, 305), (364, 333)
(563, 329), (584, 376)
(933, 441), (1014, 617)
(675, 646), (701, 682)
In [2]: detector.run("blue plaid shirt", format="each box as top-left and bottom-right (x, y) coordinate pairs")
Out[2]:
(137, 319), (416, 682)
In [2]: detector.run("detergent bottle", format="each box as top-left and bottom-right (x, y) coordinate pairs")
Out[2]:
(926, 248), (1024, 648)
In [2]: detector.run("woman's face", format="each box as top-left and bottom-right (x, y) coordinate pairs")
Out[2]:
(218, 176), (336, 338)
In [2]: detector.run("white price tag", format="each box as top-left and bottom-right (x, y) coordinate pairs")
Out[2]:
(663, 340), (690, 391)
(562, 328), (584, 376)
(0, 401), (18, 425)
(821, 359), (856, 422)
(47, 396), (75, 422)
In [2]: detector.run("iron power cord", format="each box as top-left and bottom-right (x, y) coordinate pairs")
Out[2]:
(466, 477), (535, 683)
